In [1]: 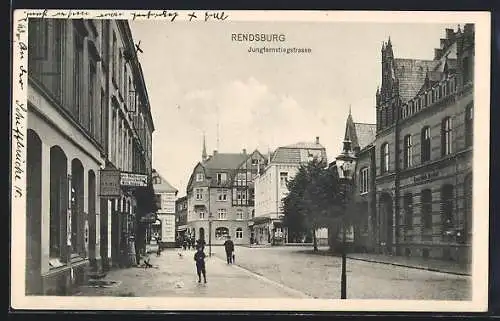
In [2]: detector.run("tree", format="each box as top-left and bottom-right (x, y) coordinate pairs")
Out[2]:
(282, 157), (346, 251)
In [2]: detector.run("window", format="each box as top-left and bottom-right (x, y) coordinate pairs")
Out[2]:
(280, 172), (288, 188)
(88, 61), (96, 136)
(359, 167), (369, 194)
(441, 117), (453, 156)
(217, 189), (228, 201)
(236, 172), (246, 186)
(421, 189), (432, 230)
(74, 32), (84, 121)
(215, 227), (229, 240)
(112, 32), (117, 84)
(216, 173), (227, 184)
(465, 103), (473, 147)
(441, 185), (454, 233)
(217, 209), (227, 220)
(236, 209), (243, 220)
(252, 159), (259, 166)
(196, 173), (204, 182)
(195, 188), (203, 200)
(403, 193), (413, 229)
(199, 211), (205, 219)
(236, 228), (243, 239)
(155, 194), (162, 209)
(421, 127), (431, 163)
(380, 143), (389, 174)
(403, 134), (412, 169)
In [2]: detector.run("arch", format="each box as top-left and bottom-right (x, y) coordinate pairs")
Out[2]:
(87, 170), (96, 264)
(71, 158), (85, 256)
(26, 129), (42, 294)
(199, 227), (205, 241)
(378, 193), (393, 253)
(50, 145), (68, 260)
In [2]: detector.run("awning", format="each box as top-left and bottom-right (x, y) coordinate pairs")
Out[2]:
(176, 225), (188, 231)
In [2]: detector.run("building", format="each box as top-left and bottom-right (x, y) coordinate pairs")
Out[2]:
(253, 137), (328, 245)
(371, 24), (474, 262)
(185, 137), (267, 245)
(152, 169), (178, 248)
(26, 19), (155, 295)
(335, 111), (377, 252)
(175, 195), (188, 243)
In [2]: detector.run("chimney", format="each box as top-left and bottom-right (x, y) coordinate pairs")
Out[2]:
(213, 150), (218, 156)
(242, 148), (247, 154)
(315, 136), (320, 144)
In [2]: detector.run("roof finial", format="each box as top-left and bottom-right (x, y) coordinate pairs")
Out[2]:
(349, 104), (352, 115)
(387, 36), (392, 46)
(202, 131), (207, 161)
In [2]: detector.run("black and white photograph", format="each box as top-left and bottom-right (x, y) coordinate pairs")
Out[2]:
(11, 10), (490, 311)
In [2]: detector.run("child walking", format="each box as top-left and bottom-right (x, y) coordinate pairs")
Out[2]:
(194, 246), (207, 283)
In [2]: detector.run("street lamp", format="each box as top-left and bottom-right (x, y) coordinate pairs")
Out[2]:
(334, 137), (357, 300)
(208, 212), (213, 256)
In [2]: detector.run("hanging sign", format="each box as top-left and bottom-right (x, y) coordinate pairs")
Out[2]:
(100, 167), (121, 198)
(121, 172), (148, 187)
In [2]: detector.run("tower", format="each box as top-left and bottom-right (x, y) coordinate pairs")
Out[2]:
(202, 132), (207, 162)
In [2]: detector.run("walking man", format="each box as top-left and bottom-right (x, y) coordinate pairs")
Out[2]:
(224, 235), (235, 264)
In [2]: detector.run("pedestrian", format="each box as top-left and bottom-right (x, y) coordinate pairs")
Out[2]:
(196, 238), (206, 251)
(193, 246), (207, 283)
(182, 237), (188, 250)
(224, 235), (235, 264)
(191, 236), (196, 250)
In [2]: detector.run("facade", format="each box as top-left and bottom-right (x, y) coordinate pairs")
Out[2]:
(369, 24), (474, 262)
(26, 19), (155, 295)
(152, 169), (178, 248)
(253, 137), (328, 245)
(175, 195), (188, 243)
(185, 139), (267, 246)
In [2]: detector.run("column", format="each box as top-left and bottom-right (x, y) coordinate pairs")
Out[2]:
(107, 199), (112, 260)
(40, 141), (51, 275)
(83, 170), (89, 258)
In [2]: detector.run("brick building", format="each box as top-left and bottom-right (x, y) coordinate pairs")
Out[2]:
(26, 19), (155, 295)
(371, 24), (474, 262)
(185, 136), (267, 245)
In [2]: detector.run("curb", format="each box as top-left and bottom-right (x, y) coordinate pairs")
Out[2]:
(347, 256), (471, 277)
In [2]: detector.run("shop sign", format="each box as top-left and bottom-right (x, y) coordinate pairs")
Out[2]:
(413, 171), (439, 183)
(99, 167), (121, 198)
(121, 172), (149, 187)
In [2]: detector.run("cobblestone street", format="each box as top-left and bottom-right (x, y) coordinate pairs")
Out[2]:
(75, 248), (307, 298)
(212, 246), (471, 300)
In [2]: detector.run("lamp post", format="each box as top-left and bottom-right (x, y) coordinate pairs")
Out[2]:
(335, 137), (357, 300)
(208, 212), (213, 256)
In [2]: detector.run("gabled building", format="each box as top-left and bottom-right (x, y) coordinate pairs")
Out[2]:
(152, 169), (178, 248)
(253, 137), (328, 245)
(175, 195), (188, 243)
(185, 138), (267, 245)
(373, 24), (474, 262)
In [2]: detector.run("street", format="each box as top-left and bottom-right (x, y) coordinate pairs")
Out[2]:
(76, 246), (471, 300)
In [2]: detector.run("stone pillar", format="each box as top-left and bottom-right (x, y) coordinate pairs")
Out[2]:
(107, 199), (112, 261)
(40, 141), (51, 275)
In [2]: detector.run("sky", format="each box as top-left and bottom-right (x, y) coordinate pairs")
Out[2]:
(129, 20), (458, 196)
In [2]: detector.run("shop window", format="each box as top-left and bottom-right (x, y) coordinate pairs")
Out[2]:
(215, 227), (229, 240)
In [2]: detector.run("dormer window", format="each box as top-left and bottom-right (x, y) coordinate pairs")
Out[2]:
(216, 173), (227, 184)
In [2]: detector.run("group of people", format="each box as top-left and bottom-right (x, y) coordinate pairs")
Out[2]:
(179, 235), (196, 250)
(192, 235), (235, 284)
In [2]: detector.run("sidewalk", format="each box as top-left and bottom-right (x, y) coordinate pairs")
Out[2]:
(346, 253), (471, 276)
(75, 248), (307, 298)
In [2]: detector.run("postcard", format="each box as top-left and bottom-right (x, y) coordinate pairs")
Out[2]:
(11, 9), (490, 312)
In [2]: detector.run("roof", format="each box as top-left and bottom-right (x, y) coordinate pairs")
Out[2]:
(354, 123), (376, 150)
(202, 152), (249, 170)
(152, 169), (178, 193)
(393, 58), (439, 102)
(271, 140), (327, 164)
(344, 113), (376, 151)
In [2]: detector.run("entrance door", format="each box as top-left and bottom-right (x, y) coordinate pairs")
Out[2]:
(379, 193), (393, 254)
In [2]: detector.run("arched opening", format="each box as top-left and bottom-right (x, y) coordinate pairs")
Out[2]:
(26, 129), (42, 294)
(199, 227), (205, 241)
(87, 170), (96, 267)
(379, 193), (393, 254)
(50, 145), (68, 261)
(71, 158), (85, 256)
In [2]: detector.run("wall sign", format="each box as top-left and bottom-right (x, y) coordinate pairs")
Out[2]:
(100, 167), (121, 198)
(413, 171), (439, 183)
(121, 172), (149, 187)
